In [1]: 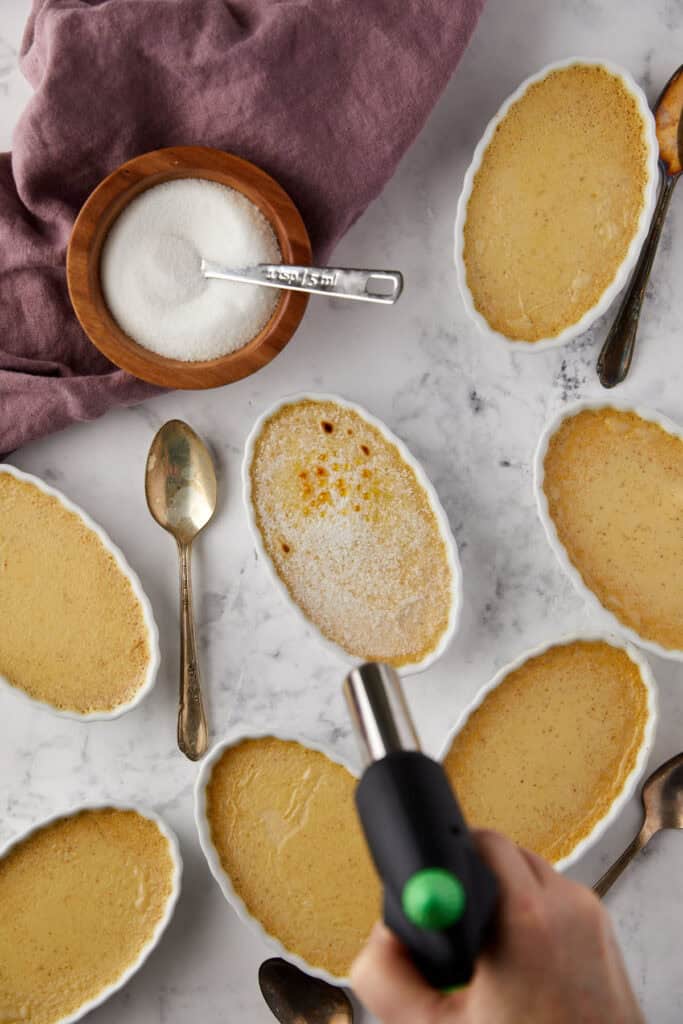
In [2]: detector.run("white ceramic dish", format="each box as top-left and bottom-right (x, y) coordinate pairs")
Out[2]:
(0, 801), (182, 1024)
(454, 57), (659, 351)
(195, 727), (361, 986)
(534, 399), (683, 661)
(242, 392), (462, 675)
(0, 463), (160, 720)
(438, 634), (657, 871)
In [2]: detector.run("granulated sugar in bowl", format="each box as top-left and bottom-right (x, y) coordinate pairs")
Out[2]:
(100, 178), (282, 361)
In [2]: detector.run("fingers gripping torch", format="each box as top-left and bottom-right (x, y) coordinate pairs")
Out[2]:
(344, 663), (498, 989)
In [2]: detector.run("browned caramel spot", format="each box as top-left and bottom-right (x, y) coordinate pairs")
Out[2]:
(321, 421), (334, 434)
(361, 444), (370, 456)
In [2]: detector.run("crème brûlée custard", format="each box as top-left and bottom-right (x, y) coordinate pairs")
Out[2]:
(543, 407), (683, 650)
(0, 809), (176, 1024)
(248, 399), (455, 667)
(0, 471), (152, 713)
(463, 62), (651, 342)
(443, 641), (649, 863)
(205, 737), (381, 979)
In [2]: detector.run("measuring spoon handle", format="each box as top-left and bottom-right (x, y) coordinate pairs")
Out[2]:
(597, 173), (678, 388)
(201, 260), (403, 304)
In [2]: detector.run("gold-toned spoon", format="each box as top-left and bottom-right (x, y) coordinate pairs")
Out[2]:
(145, 419), (216, 761)
(594, 752), (683, 897)
(259, 959), (353, 1024)
(597, 64), (683, 388)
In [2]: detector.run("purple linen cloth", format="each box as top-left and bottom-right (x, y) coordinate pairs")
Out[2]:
(0, 0), (484, 453)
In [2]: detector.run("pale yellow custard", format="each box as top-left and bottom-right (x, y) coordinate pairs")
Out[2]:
(249, 400), (454, 667)
(206, 737), (381, 978)
(543, 407), (683, 650)
(0, 809), (175, 1024)
(443, 641), (649, 862)
(0, 471), (151, 712)
(463, 63), (649, 341)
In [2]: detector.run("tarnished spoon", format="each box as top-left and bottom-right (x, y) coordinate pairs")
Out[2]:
(594, 752), (683, 898)
(259, 959), (353, 1024)
(597, 64), (683, 387)
(145, 419), (216, 761)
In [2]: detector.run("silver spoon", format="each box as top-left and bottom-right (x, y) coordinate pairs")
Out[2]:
(597, 64), (683, 387)
(594, 751), (683, 897)
(259, 958), (353, 1024)
(201, 259), (403, 304)
(145, 419), (216, 761)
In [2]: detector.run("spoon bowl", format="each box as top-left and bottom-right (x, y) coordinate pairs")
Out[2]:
(259, 958), (353, 1024)
(146, 419), (217, 544)
(594, 751), (683, 897)
(145, 419), (217, 760)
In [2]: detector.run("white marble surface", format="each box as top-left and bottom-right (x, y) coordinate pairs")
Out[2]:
(2, 0), (683, 1020)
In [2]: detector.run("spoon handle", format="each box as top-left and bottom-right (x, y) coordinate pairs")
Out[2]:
(201, 260), (404, 304)
(177, 541), (208, 761)
(597, 173), (677, 388)
(593, 828), (649, 898)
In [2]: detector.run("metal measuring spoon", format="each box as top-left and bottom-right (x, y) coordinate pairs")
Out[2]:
(202, 260), (403, 304)
(145, 419), (216, 761)
(594, 752), (683, 898)
(259, 959), (353, 1024)
(597, 64), (683, 388)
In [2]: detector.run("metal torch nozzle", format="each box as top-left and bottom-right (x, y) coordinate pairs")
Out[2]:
(343, 662), (421, 766)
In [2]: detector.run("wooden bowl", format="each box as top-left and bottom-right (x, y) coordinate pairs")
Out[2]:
(67, 146), (312, 389)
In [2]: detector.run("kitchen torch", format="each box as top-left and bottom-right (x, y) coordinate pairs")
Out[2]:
(344, 662), (498, 989)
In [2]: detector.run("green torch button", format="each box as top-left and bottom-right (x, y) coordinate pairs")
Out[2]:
(402, 868), (466, 930)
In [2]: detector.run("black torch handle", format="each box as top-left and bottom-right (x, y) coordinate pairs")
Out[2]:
(355, 750), (498, 989)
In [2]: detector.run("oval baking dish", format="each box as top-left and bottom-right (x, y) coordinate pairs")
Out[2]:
(535, 400), (683, 660)
(195, 728), (375, 986)
(454, 57), (658, 350)
(0, 802), (182, 1024)
(0, 464), (160, 719)
(242, 393), (462, 674)
(439, 634), (657, 871)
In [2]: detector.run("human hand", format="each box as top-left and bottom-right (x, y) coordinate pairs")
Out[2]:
(351, 829), (643, 1024)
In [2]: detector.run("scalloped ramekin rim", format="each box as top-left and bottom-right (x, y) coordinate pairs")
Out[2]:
(534, 398), (683, 661)
(0, 800), (183, 1024)
(0, 463), (160, 720)
(453, 56), (660, 351)
(241, 392), (463, 676)
(437, 632), (658, 873)
(194, 727), (361, 987)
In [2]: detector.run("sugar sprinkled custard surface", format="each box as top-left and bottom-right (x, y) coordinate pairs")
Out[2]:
(543, 407), (683, 650)
(0, 472), (150, 713)
(443, 640), (649, 862)
(206, 737), (381, 978)
(0, 809), (175, 1024)
(249, 400), (453, 666)
(463, 63), (649, 341)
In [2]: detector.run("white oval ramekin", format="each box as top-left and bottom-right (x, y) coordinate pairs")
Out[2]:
(534, 399), (683, 661)
(0, 801), (183, 1024)
(0, 463), (160, 719)
(242, 392), (463, 675)
(454, 57), (659, 351)
(195, 728), (362, 986)
(438, 634), (657, 872)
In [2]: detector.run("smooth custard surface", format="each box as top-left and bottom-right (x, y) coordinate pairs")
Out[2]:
(544, 408), (683, 650)
(443, 641), (649, 862)
(249, 400), (454, 667)
(0, 472), (151, 712)
(0, 809), (175, 1024)
(206, 737), (381, 978)
(463, 63), (649, 341)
